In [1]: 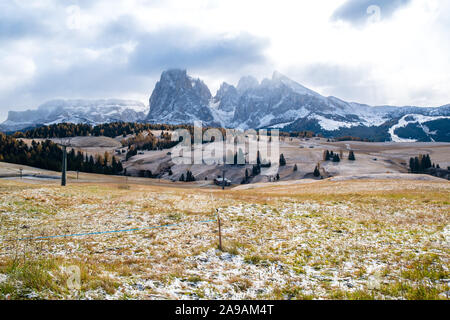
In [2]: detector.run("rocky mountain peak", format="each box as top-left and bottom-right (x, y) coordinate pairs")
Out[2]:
(2, 69), (449, 142)
(237, 76), (259, 94)
(160, 69), (188, 85)
(146, 69), (214, 124)
(0, 99), (148, 132)
(213, 82), (239, 113)
(272, 70), (286, 81)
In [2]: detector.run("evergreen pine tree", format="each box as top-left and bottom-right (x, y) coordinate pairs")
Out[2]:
(409, 158), (415, 173)
(332, 154), (340, 162)
(424, 154), (432, 169)
(313, 166), (320, 177)
(252, 164), (261, 176)
(280, 154), (286, 166)
(348, 151), (356, 161)
(117, 161), (123, 173)
(414, 157), (420, 173)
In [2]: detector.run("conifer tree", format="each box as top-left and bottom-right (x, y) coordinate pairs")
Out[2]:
(313, 166), (320, 177)
(279, 154), (286, 166)
(414, 157), (420, 173)
(348, 151), (356, 161)
(409, 158), (415, 173)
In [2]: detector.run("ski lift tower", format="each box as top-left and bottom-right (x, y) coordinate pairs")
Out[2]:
(58, 138), (71, 186)
(221, 163), (228, 190)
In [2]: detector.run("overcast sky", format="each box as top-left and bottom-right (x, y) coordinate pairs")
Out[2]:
(0, 0), (449, 121)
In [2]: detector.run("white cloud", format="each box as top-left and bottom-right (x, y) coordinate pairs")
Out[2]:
(0, 55), (36, 92)
(0, 0), (449, 122)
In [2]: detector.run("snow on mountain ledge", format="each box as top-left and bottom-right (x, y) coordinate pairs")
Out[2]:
(389, 114), (450, 142)
(38, 99), (149, 114)
(1, 99), (148, 132)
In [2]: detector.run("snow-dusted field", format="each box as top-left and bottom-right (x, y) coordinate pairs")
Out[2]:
(121, 137), (450, 183)
(15, 135), (449, 184)
(0, 177), (448, 300)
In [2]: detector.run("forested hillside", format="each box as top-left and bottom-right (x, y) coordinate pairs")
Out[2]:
(0, 133), (122, 175)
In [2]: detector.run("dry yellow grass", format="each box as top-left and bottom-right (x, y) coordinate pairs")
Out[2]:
(0, 178), (449, 300)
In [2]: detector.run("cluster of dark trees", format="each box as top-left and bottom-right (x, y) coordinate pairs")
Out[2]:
(123, 130), (179, 161)
(334, 136), (370, 142)
(227, 148), (246, 166)
(12, 122), (191, 139)
(227, 149), (268, 168)
(241, 166), (260, 184)
(12, 123), (93, 139)
(239, 152), (287, 184)
(0, 133), (122, 175)
(323, 150), (341, 162)
(408, 154), (449, 179)
(0, 134), (63, 171)
(125, 147), (139, 161)
(409, 154), (433, 173)
(251, 164), (261, 176)
(242, 168), (251, 184)
(280, 131), (316, 139)
(179, 170), (196, 182)
(69, 150), (123, 175)
(240, 159), (264, 184)
(138, 170), (154, 178)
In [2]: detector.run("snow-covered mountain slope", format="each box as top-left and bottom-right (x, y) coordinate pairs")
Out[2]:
(0, 99), (148, 132)
(1, 69), (449, 142)
(146, 69), (216, 125)
(145, 69), (450, 142)
(388, 113), (450, 142)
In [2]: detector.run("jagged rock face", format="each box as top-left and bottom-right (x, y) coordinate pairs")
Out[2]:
(143, 69), (450, 142)
(236, 76), (259, 94)
(0, 99), (148, 132)
(146, 69), (215, 124)
(213, 83), (239, 112)
(232, 72), (338, 128)
(2, 69), (449, 142)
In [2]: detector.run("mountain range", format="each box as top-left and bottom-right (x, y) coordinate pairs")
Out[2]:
(1, 69), (449, 142)
(0, 99), (148, 133)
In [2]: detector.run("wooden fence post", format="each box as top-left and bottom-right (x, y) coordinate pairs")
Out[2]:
(216, 209), (222, 251)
